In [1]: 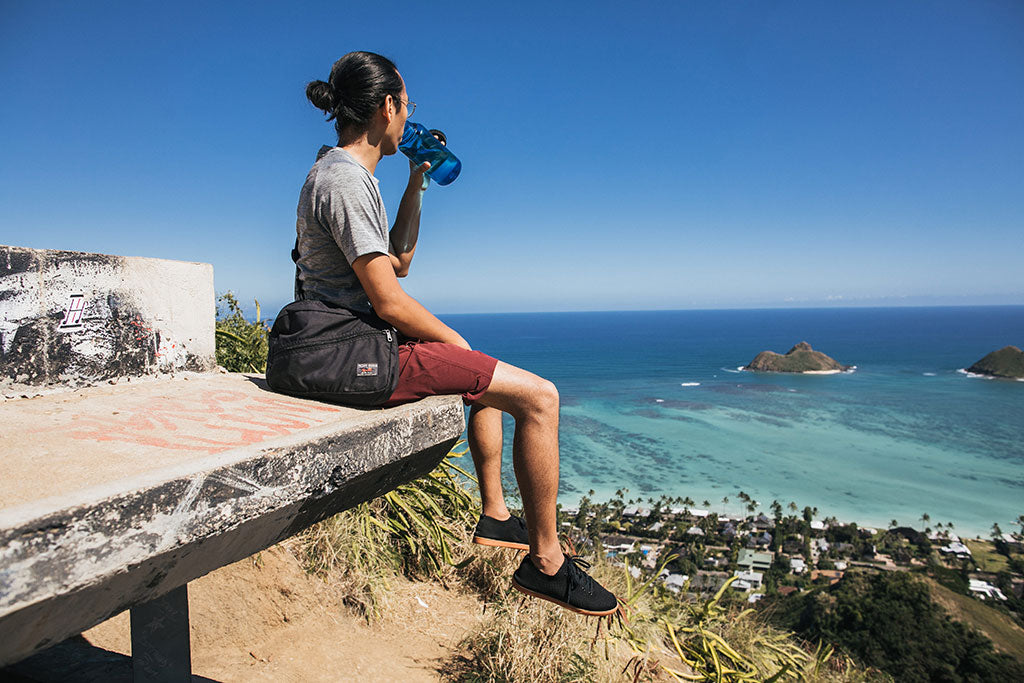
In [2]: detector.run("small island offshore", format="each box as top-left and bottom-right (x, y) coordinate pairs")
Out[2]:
(967, 345), (1024, 380)
(743, 341), (851, 373)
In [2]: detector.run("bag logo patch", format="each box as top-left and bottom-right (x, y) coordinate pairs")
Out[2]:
(356, 363), (378, 377)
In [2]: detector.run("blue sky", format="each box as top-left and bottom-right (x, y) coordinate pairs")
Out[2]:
(2, 1), (1022, 314)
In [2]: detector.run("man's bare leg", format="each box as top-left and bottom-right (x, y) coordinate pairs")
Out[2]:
(476, 361), (563, 575)
(468, 404), (511, 520)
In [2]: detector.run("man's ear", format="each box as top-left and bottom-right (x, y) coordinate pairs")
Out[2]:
(382, 94), (395, 124)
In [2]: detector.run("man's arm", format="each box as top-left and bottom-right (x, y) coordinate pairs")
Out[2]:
(353, 252), (470, 349)
(388, 162), (430, 277)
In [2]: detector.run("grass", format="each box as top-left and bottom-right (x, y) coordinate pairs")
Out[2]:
(963, 538), (1010, 573)
(925, 577), (1024, 663)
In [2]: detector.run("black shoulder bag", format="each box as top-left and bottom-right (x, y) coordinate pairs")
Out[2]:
(264, 239), (400, 406)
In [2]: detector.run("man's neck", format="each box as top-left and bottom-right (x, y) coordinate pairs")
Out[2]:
(341, 137), (383, 176)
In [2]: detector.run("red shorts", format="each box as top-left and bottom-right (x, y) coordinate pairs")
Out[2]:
(382, 341), (498, 407)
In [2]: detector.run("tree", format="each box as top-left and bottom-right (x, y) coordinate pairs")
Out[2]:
(763, 571), (1024, 681)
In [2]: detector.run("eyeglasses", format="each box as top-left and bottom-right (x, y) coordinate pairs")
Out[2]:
(400, 98), (416, 116)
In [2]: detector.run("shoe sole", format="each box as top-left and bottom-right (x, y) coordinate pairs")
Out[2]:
(472, 535), (530, 551)
(511, 578), (618, 616)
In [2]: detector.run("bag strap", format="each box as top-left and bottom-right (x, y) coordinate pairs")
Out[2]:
(292, 237), (304, 300)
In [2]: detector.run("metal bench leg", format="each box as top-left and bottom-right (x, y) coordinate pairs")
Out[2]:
(130, 584), (191, 682)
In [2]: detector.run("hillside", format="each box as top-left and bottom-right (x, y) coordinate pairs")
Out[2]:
(967, 345), (1024, 379)
(744, 341), (850, 373)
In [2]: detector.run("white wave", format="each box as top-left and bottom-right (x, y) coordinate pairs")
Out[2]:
(957, 368), (991, 379)
(655, 399), (665, 403)
(721, 367), (743, 374)
(680, 382), (701, 387)
(923, 372), (937, 377)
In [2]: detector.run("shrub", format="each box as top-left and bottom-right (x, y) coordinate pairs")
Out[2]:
(214, 292), (269, 373)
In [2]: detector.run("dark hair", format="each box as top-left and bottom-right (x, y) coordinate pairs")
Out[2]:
(306, 51), (404, 141)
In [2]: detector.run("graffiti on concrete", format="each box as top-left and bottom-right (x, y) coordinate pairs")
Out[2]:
(57, 294), (86, 331)
(68, 388), (343, 454)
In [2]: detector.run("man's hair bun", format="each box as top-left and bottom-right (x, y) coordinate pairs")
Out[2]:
(306, 80), (336, 116)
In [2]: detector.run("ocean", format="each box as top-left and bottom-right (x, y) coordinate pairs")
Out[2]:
(439, 306), (1024, 538)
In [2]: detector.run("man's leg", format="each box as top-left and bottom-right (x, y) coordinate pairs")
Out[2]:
(476, 361), (563, 575)
(468, 404), (511, 520)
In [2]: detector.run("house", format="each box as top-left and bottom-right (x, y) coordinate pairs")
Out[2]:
(648, 520), (665, 533)
(789, 557), (807, 574)
(622, 506), (649, 518)
(747, 531), (772, 548)
(968, 579), (1007, 601)
(1000, 533), (1024, 553)
(737, 549), (773, 572)
(782, 536), (804, 555)
(751, 514), (775, 531)
(691, 571), (729, 592)
(686, 526), (705, 537)
(810, 569), (843, 585)
(732, 570), (763, 591)
(834, 561), (848, 571)
(939, 541), (972, 558)
(777, 585), (799, 597)
(720, 522), (737, 538)
(602, 535), (635, 555)
(810, 520), (826, 531)
(662, 573), (688, 594)
(747, 593), (764, 603)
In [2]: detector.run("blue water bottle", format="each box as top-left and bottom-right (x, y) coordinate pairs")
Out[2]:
(399, 122), (462, 186)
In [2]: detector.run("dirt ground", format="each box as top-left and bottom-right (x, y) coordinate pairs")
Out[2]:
(82, 545), (487, 682)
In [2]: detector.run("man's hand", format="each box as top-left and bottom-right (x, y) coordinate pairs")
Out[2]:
(409, 160), (431, 191)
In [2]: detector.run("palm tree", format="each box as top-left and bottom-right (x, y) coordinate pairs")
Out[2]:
(889, 519), (898, 529)
(920, 513), (931, 529)
(702, 500), (711, 508)
(788, 501), (798, 513)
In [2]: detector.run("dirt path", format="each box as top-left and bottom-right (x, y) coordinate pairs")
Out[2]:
(82, 546), (486, 682)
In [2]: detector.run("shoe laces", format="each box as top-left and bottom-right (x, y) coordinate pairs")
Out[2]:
(565, 555), (596, 595)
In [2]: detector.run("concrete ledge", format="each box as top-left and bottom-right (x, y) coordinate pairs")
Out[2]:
(0, 373), (465, 667)
(1, 244), (215, 392)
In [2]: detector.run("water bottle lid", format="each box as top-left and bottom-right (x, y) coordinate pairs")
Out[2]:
(428, 128), (447, 146)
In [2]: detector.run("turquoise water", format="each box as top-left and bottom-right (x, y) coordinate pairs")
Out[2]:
(440, 307), (1024, 537)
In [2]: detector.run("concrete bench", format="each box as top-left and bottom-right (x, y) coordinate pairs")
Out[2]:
(0, 246), (464, 680)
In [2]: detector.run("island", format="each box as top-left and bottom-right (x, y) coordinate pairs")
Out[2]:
(966, 345), (1024, 379)
(743, 341), (850, 373)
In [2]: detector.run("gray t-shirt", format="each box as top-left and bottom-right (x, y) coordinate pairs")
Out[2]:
(294, 146), (389, 312)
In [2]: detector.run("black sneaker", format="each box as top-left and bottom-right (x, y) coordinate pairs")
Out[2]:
(473, 514), (530, 551)
(512, 553), (618, 616)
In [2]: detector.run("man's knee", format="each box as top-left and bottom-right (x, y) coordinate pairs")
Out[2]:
(526, 377), (559, 416)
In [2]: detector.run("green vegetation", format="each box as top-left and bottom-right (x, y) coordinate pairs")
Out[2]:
(925, 578), (1024, 665)
(215, 292), (268, 373)
(967, 345), (1024, 379)
(295, 444), (480, 619)
(965, 538), (1010, 574)
(763, 571), (1024, 682)
(744, 342), (849, 373)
